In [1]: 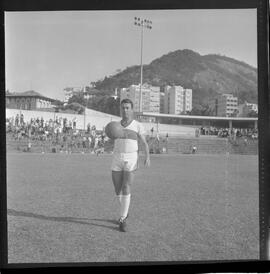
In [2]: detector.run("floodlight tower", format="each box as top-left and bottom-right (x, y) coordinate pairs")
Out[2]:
(134, 17), (152, 113)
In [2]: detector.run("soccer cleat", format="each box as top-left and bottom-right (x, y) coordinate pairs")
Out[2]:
(119, 218), (127, 232)
(119, 214), (129, 232)
(118, 213), (129, 224)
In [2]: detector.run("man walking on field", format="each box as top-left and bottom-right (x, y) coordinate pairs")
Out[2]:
(111, 98), (150, 232)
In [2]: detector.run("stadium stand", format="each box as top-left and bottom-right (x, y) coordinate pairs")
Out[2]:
(6, 108), (258, 155)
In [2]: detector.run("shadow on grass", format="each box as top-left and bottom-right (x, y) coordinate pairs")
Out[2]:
(7, 209), (119, 231)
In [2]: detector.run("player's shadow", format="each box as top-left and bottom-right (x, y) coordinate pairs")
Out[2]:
(7, 209), (119, 231)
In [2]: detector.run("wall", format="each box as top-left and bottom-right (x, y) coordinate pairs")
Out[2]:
(143, 123), (196, 137)
(6, 108), (196, 136)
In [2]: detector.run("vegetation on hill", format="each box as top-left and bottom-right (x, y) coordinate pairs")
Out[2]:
(66, 93), (120, 116)
(69, 49), (258, 116)
(94, 49), (257, 101)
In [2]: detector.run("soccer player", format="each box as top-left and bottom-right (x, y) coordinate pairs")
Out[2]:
(111, 98), (150, 232)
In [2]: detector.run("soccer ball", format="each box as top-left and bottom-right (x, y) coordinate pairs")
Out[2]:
(105, 121), (124, 139)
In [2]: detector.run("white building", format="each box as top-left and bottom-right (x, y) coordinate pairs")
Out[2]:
(243, 101), (258, 114)
(63, 86), (99, 103)
(160, 91), (165, 113)
(111, 88), (119, 100)
(184, 89), (193, 113)
(164, 85), (193, 114)
(210, 93), (238, 117)
(238, 101), (258, 117)
(120, 84), (160, 113)
(149, 86), (160, 113)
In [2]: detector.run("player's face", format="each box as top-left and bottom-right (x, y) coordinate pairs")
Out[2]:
(121, 103), (133, 120)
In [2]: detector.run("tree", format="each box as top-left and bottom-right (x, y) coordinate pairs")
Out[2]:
(247, 110), (258, 117)
(68, 92), (86, 106)
(190, 106), (204, 116)
(63, 102), (85, 114)
(230, 109), (239, 117)
(201, 104), (215, 116)
(189, 104), (214, 116)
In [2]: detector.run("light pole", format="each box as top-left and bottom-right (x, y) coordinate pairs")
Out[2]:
(134, 17), (152, 114)
(84, 106), (86, 132)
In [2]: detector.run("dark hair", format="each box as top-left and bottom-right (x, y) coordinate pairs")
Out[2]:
(120, 98), (133, 109)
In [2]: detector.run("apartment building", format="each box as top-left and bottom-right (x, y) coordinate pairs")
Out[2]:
(238, 101), (258, 117)
(164, 85), (193, 115)
(120, 84), (160, 113)
(160, 91), (165, 113)
(63, 87), (84, 103)
(210, 93), (238, 117)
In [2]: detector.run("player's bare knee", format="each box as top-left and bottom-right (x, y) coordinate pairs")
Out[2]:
(112, 170), (123, 195)
(121, 182), (131, 195)
(114, 186), (122, 195)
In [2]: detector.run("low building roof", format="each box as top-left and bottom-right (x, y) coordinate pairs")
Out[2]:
(141, 111), (258, 121)
(6, 90), (55, 102)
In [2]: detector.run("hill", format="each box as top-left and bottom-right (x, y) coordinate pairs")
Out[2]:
(93, 49), (257, 106)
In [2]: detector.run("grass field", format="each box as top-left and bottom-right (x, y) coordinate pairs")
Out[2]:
(6, 152), (259, 263)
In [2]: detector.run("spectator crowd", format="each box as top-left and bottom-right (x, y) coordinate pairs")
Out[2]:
(199, 126), (258, 139)
(6, 113), (110, 154)
(6, 113), (258, 154)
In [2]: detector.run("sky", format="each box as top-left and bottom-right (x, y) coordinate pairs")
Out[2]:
(5, 9), (257, 101)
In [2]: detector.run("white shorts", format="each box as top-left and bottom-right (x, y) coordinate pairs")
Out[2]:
(111, 152), (138, 172)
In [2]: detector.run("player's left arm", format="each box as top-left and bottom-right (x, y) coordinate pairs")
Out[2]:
(138, 133), (150, 167)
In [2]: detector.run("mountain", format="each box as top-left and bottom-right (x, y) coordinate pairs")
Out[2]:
(93, 49), (257, 106)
